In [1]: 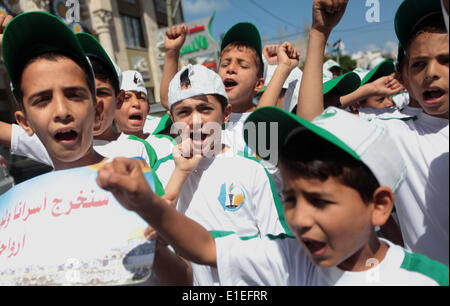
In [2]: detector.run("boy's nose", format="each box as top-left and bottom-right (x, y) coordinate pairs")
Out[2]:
(291, 201), (315, 233)
(424, 60), (440, 83)
(53, 96), (72, 122)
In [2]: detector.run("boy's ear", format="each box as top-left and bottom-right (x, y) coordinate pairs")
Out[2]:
(371, 187), (395, 227)
(253, 77), (265, 94)
(15, 111), (35, 137)
(94, 100), (104, 132)
(223, 104), (232, 124)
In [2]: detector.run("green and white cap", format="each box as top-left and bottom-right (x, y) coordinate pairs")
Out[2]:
(395, 0), (443, 48)
(2, 11), (94, 93)
(356, 59), (395, 85)
(221, 22), (262, 62)
(323, 71), (361, 95)
(244, 106), (406, 192)
(323, 59), (341, 72)
(77, 33), (122, 91)
(121, 70), (147, 96)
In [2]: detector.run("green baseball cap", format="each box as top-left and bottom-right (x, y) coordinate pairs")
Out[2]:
(361, 59), (395, 85)
(2, 11), (94, 93)
(323, 71), (361, 95)
(395, 0), (443, 49)
(244, 106), (406, 192)
(221, 22), (263, 62)
(76, 33), (121, 91)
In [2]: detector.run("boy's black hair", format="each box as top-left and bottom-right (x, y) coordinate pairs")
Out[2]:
(279, 130), (380, 204)
(14, 52), (96, 111)
(90, 58), (120, 96)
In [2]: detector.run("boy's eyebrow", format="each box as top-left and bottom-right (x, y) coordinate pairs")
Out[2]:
(28, 86), (90, 100)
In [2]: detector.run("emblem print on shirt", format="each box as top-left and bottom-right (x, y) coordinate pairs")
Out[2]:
(218, 183), (246, 212)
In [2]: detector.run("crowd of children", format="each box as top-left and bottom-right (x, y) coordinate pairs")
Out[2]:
(0, 0), (448, 286)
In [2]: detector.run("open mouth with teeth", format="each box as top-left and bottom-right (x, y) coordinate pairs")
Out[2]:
(423, 88), (445, 104)
(54, 129), (78, 143)
(224, 79), (238, 90)
(302, 238), (327, 257)
(128, 113), (144, 126)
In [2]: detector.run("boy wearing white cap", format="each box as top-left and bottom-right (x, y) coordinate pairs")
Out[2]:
(114, 70), (175, 188)
(298, 0), (449, 266)
(257, 42), (302, 113)
(323, 59), (343, 78)
(97, 105), (449, 286)
(154, 64), (289, 285)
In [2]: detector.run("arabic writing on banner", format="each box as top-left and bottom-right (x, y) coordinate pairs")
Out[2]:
(0, 161), (156, 286)
(155, 16), (220, 65)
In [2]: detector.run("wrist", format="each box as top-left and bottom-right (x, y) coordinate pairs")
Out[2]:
(309, 27), (331, 41)
(165, 48), (181, 57)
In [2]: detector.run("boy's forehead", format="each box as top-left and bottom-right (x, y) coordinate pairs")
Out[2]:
(407, 32), (449, 55)
(22, 57), (87, 89)
(220, 46), (258, 63)
(173, 95), (219, 108)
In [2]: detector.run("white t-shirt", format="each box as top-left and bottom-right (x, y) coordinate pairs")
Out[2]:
(144, 134), (175, 187)
(358, 106), (422, 120)
(143, 115), (162, 135)
(372, 113), (449, 266)
(222, 112), (283, 197)
(215, 236), (448, 286)
(176, 151), (290, 286)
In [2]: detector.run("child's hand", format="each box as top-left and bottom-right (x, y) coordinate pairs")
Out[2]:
(367, 74), (405, 97)
(312, 0), (348, 35)
(0, 15), (13, 57)
(263, 45), (280, 65)
(96, 158), (157, 215)
(277, 42), (300, 72)
(165, 24), (188, 52)
(172, 138), (203, 174)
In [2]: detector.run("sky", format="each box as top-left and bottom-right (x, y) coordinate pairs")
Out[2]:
(180, 0), (404, 56)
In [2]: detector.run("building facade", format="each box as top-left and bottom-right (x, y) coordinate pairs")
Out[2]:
(0, 0), (184, 123)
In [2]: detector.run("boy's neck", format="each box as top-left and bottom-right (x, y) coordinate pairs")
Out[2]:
(337, 231), (388, 272)
(52, 147), (106, 171)
(231, 101), (256, 114)
(94, 127), (121, 142)
(126, 130), (148, 140)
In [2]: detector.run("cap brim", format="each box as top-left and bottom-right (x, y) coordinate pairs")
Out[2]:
(77, 33), (119, 89)
(2, 12), (92, 91)
(221, 22), (262, 61)
(324, 72), (361, 95)
(395, 0), (442, 48)
(362, 59), (395, 85)
(244, 107), (360, 162)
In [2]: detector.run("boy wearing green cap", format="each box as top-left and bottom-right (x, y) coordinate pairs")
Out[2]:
(96, 104), (448, 286)
(298, 0), (449, 266)
(0, 28), (160, 178)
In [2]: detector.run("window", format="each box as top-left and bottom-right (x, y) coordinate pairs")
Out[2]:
(120, 14), (146, 49)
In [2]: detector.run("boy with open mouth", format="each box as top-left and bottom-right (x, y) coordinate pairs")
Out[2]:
(297, 0), (449, 266)
(96, 101), (448, 286)
(136, 64), (289, 286)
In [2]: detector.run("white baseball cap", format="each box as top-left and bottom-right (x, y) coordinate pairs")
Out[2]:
(168, 64), (228, 109)
(264, 64), (303, 112)
(245, 106), (406, 192)
(121, 70), (147, 96)
(323, 59), (341, 73)
(442, 0), (450, 33)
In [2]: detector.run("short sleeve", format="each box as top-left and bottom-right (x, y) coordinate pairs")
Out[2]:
(215, 235), (289, 286)
(11, 124), (53, 167)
